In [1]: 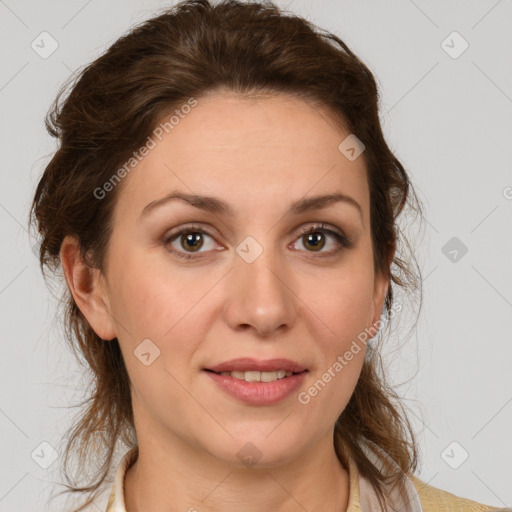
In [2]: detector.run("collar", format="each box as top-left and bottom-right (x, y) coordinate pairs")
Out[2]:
(105, 444), (423, 512)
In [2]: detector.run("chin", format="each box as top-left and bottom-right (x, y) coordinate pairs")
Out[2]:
(206, 434), (303, 470)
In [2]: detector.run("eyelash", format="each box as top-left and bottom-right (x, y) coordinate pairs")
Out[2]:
(163, 223), (352, 260)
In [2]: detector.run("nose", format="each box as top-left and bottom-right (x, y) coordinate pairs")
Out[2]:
(223, 245), (296, 338)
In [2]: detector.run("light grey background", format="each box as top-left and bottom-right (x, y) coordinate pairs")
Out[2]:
(1, 0), (511, 511)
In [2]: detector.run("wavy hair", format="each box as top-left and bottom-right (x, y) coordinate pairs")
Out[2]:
(29, 1), (424, 510)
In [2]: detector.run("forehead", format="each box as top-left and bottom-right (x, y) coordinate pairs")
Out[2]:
(114, 91), (369, 222)
(159, 90), (353, 158)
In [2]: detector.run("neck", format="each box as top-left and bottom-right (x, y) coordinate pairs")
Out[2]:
(124, 432), (350, 512)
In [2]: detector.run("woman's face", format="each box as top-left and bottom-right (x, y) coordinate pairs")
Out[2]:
(93, 90), (389, 467)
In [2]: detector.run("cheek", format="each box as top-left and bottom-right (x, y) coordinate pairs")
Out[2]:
(107, 250), (220, 386)
(297, 342), (365, 437)
(298, 260), (375, 407)
(299, 291), (370, 428)
(107, 247), (205, 339)
(307, 263), (376, 344)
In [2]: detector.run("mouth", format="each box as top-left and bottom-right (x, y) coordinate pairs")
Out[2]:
(202, 361), (309, 405)
(203, 368), (307, 383)
(203, 357), (309, 384)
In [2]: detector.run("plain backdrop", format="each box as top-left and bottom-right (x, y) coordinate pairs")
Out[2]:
(1, 0), (511, 511)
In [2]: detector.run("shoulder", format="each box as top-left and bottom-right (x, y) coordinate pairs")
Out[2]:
(409, 474), (511, 512)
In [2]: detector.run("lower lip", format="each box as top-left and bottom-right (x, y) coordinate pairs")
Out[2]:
(203, 370), (308, 405)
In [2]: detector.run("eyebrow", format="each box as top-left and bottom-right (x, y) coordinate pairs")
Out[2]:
(140, 191), (363, 221)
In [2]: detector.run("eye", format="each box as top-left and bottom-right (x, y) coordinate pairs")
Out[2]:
(291, 223), (351, 257)
(163, 222), (352, 260)
(163, 224), (220, 260)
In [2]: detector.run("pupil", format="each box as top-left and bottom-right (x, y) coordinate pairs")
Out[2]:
(183, 233), (203, 251)
(306, 232), (324, 251)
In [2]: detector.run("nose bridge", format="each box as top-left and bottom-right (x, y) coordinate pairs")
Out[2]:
(224, 234), (296, 336)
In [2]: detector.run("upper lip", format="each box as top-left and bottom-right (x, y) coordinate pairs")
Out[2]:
(205, 358), (308, 373)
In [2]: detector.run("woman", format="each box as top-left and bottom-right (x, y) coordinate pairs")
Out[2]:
(29, 1), (508, 511)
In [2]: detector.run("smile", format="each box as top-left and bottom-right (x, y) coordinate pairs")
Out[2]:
(206, 369), (301, 382)
(203, 369), (308, 405)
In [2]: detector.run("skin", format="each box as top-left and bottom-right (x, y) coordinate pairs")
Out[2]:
(60, 89), (392, 512)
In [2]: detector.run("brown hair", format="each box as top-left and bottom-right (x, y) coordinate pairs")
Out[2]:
(29, 1), (424, 510)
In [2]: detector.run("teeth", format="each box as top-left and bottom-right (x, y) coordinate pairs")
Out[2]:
(219, 370), (294, 382)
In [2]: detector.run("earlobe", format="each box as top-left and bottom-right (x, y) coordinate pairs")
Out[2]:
(371, 241), (396, 328)
(371, 274), (389, 329)
(59, 235), (117, 341)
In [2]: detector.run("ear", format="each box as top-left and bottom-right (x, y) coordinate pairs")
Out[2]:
(60, 235), (117, 341)
(370, 241), (396, 328)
